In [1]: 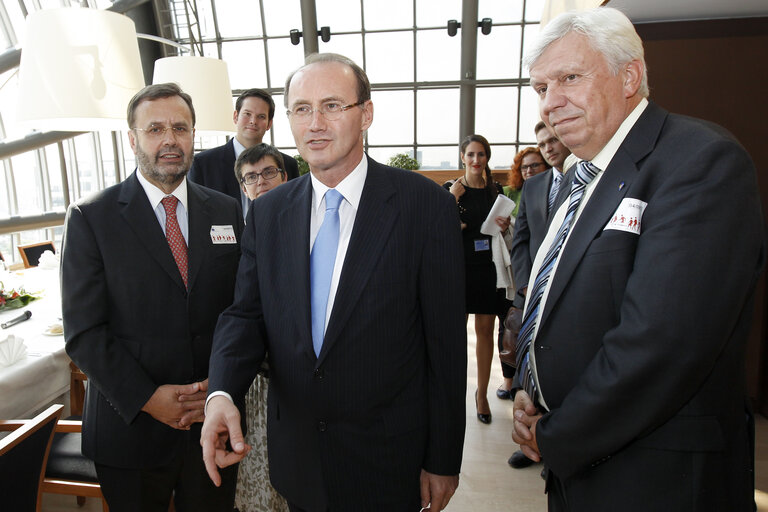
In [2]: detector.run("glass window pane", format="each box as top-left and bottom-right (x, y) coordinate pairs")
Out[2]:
(0, 69), (22, 141)
(417, 89), (459, 145)
(519, 86), (541, 143)
(73, 134), (98, 200)
(10, 152), (43, 215)
(212, 0), (263, 38)
(120, 132), (136, 176)
(270, 94), (297, 150)
(318, 34), (363, 69)
(416, 30), (459, 82)
(6, 0), (25, 46)
(479, 0), (525, 23)
(192, 0), (218, 40)
(365, 32), (414, 84)
(418, 146), (457, 170)
(416, 0), (461, 28)
(316, 0), (361, 33)
(0, 162), (11, 217)
(526, 0), (546, 22)
(221, 40), (268, 90)
(99, 131), (119, 188)
(363, 0), (413, 30)
(475, 87), (519, 145)
(521, 24), (540, 78)
(367, 146), (415, 167)
(267, 37), (306, 91)
(43, 145), (65, 211)
(490, 145), (517, 170)
(477, 25), (522, 80)
(368, 90), (414, 146)
(262, 0), (302, 37)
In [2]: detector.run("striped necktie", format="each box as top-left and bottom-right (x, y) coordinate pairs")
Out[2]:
(515, 161), (600, 402)
(548, 170), (562, 214)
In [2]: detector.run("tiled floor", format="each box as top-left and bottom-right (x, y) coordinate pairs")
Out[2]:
(42, 318), (768, 511)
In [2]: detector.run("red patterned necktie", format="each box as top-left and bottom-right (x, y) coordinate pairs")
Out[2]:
(161, 195), (188, 288)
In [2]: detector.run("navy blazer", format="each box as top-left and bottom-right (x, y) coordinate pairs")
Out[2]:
(188, 139), (300, 203)
(61, 173), (243, 468)
(208, 157), (467, 511)
(529, 102), (764, 511)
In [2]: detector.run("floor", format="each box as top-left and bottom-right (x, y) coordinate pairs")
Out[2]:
(42, 317), (768, 511)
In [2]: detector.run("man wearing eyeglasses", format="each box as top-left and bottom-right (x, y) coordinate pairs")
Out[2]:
(506, 121), (571, 469)
(189, 88), (300, 218)
(202, 53), (467, 512)
(61, 83), (243, 511)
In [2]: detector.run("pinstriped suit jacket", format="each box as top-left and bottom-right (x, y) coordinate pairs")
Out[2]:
(208, 157), (467, 511)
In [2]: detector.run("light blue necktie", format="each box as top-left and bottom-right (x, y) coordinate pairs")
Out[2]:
(515, 161), (600, 402)
(310, 189), (343, 356)
(548, 170), (562, 214)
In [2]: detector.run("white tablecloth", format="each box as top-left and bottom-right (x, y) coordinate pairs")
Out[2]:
(0, 267), (70, 419)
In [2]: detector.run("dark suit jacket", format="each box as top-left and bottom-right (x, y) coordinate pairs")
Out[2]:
(209, 157), (467, 511)
(510, 168), (555, 293)
(528, 102), (765, 511)
(188, 139), (300, 202)
(61, 172), (243, 468)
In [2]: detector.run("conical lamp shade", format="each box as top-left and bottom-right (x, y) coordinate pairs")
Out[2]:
(152, 56), (235, 133)
(16, 8), (145, 132)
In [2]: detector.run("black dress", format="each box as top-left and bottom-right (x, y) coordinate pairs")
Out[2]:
(444, 180), (508, 315)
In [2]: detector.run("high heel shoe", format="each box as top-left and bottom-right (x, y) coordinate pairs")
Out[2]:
(475, 390), (492, 424)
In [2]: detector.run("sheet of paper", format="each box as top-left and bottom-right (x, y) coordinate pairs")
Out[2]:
(480, 194), (516, 235)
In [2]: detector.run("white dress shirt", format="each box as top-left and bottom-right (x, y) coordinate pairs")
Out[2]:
(232, 137), (250, 218)
(136, 170), (189, 245)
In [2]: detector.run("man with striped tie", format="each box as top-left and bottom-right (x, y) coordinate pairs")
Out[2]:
(511, 8), (764, 512)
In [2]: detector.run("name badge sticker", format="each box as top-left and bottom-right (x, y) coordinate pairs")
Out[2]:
(604, 198), (647, 235)
(210, 225), (237, 244)
(474, 239), (490, 252)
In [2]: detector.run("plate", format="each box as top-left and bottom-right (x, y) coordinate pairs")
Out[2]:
(43, 325), (64, 336)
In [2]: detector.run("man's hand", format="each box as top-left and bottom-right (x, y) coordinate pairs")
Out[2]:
(141, 381), (208, 430)
(200, 395), (250, 487)
(512, 390), (543, 461)
(419, 470), (459, 511)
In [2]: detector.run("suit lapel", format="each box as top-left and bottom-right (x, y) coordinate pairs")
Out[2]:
(186, 182), (212, 291)
(318, 159), (398, 363)
(277, 176), (314, 361)
(540, 102), (666, 326)
(221, 139), (239, 200)
(119, 172), (186, 291)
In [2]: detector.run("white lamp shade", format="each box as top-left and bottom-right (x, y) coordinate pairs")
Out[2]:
(540, 0), (605, 26)
(152, 56), (235, 133)
(16, 8), (145, 132)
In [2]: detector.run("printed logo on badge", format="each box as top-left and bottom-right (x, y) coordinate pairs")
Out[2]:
(604, 198), (647, 235)
(474, 239), (490, 252)
(210, 225), (237, 244)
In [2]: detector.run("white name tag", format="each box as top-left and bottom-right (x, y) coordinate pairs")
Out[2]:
(210, 225), (237, 244)
(604, 198), (647, 235)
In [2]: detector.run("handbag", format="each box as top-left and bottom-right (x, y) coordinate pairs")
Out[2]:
(499, 305), (523, 367)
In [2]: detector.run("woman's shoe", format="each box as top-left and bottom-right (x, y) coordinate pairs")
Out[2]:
(475, 390), (492, 424)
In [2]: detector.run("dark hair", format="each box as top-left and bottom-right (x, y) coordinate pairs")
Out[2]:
(284, 53), (371, 108)
(127, 83), (195, 129)
(234, 143), (286, 183)
(460, 134), (497, 197)
(534, 120), (548, 135)
(236, 88), (275, 120)
(511, 147), (545, 180)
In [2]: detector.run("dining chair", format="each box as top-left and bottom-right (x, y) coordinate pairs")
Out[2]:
(0, 404), (63, 512)
(17, 241), (55, 269)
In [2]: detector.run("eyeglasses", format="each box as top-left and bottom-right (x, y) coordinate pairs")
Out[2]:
(240, 167), (283, 185)
(286, 101), (365, 123)
(521, 162), (545, 171)
(133, 125), (192, 139)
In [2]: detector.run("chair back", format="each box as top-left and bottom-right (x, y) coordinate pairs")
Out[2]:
(0, 404), (64, 511)
(17, 241), (55, 268)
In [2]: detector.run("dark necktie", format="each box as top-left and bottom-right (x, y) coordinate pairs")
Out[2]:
(548, 170), (562, 214)
(310, 189), (343, 357)
(515, 161), (600, 401)
(161, 195), (188, 288)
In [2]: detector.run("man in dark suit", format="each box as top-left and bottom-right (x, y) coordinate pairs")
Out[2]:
(511, 8), (764, 511)
(188, 88), (300, 216)
(61, 83), (243, 512)
(201, 53), (467, 512)
(506, 122), (570, 469)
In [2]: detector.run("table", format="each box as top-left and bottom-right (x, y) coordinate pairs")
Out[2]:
(0, 267), (70, 419)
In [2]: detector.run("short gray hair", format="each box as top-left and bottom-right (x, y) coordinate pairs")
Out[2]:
(524, 7), (649, 98)
(283, 53), (371, 108)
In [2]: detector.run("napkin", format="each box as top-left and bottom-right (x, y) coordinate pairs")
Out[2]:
(0, 334), (27, 366)
(480, 194), (516, 236)
(37, 250), (60, 269)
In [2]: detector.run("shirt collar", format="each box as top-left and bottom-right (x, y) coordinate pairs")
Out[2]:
(590, 97), (649, 171)
(310, 155), (368, 214)
(136, 169), (188, 211)
(232, 137), (247, 158)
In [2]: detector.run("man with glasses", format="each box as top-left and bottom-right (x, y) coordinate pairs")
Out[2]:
(507, 121), (571, 469)
(202, 53), (467, 512)
(189, 88), (299, 217)
(61, 83), (243, 512)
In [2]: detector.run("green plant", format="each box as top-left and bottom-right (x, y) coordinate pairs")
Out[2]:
(294, 154), (310, 176)
(388, 153), (420, 171)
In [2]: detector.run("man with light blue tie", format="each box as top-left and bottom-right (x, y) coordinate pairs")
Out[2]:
(201, 53), (467, 512)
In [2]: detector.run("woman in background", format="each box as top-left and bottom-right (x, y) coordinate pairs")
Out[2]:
(445, 134), (511, 425)
(232, 144), (289, 512)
